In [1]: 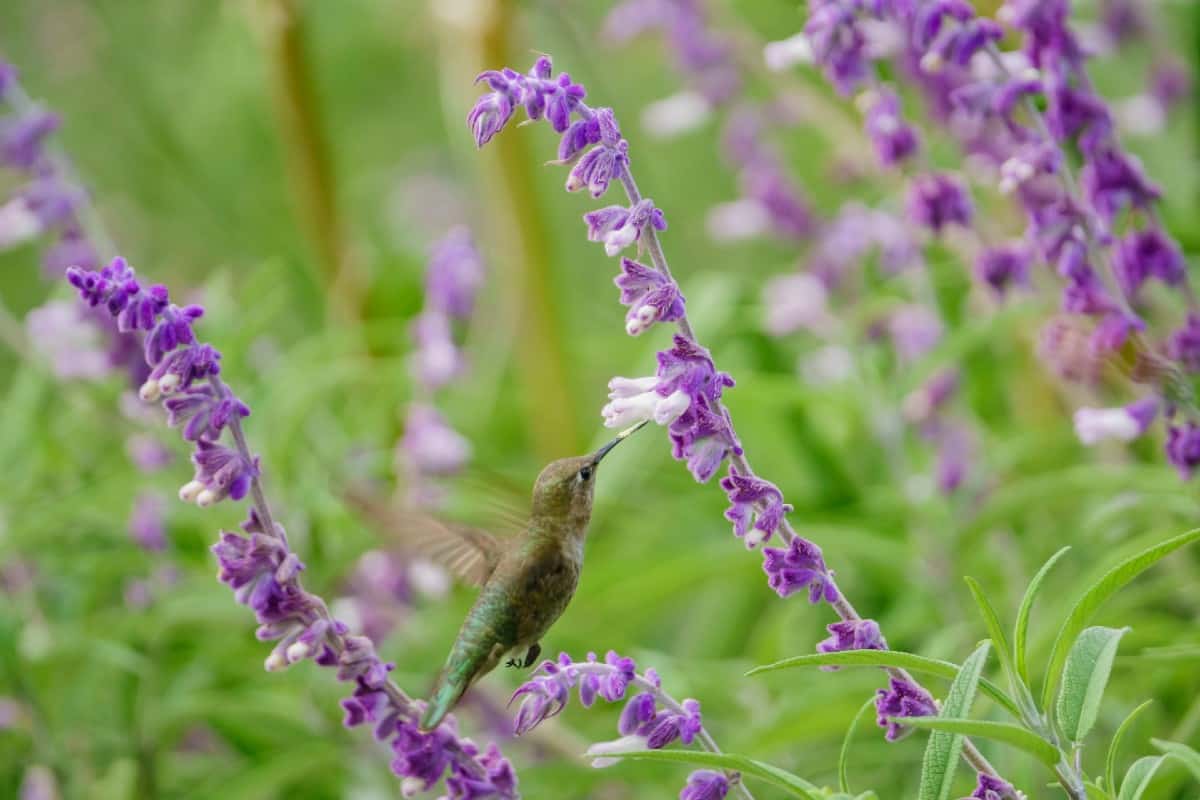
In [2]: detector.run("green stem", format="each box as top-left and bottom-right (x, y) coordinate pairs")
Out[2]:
(259, 0), (359, 321)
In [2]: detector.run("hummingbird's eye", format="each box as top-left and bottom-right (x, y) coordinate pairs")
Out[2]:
(578, 466), (593, 482)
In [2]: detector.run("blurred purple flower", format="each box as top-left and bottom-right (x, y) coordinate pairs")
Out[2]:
(680, 770), (729, 800)
(401, 405), (471, 477)
(906, 172), (973, 233)
(426, 228), (486, 319)
(1165, 423), (1200, 479)
(129, 492), (167, 551)
(862, 87), (920, 166)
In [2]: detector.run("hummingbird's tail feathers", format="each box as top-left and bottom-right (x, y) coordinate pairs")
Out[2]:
(419, 675), (467, 732)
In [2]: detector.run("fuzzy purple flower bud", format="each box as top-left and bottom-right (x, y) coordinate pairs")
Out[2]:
(719, 470), (792, 548)
(805, 1), (870, 94)
(680, 770), (729, 800)
(467, 85), (515, 148)
(614, 258), (686, 335)
(618, 692), (657, 736)
(584, 198), (667, 257)
(876, 677), (938, 741)
(761, 537), (838, 603)
(180, 440), (258, 507)
(567, 140), (629, 198)
(970, 773), (1015, 800)
(817, 619), (886, 664)
(906, 172), (973, 233)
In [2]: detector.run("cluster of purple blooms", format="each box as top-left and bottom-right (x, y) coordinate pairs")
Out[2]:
(601, 1), (815, 244)
(0, 62), (98, 275)
(795, 0), (1198, 478)
(401, 228), (485, 501)
(64, 256), (516, 798)
(468, 54), (1014, 793)
(509, 650), (735, 800)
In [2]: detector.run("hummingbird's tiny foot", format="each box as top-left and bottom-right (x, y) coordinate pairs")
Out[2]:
(522, 642), (542, 668)
(505, 658), (520, 669)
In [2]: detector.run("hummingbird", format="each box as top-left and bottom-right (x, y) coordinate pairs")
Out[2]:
(387, 421), (647, 732)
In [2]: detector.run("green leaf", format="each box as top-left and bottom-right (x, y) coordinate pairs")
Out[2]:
(840, 695), (877, 795)
(747, 650), (1021, 718)
(590, 749), (821, 799)
(896, 718), (1059, 767)
(1056, 626), (1128, 742)
(1041, 528), (1200, 709)
(1117, 756), (1166, 800)
(1085, 780), (1114, 800)
(919, 641), (991, 800)
(1152, 739), (1200, 783)
(1106, 700), (1153, 793)
(963, 578), (1024, 698)
(1015, 546), (1071, 685)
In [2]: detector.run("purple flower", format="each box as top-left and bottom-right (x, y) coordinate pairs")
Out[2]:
(656, 335), (735, 407)
(935, 424), (973, 494)
(1165, 423), (1200, 479)
(817, 619), (886, 662)
(19, 765), (58, 800)
(739, 162), (814, 241)
(425, 228), (486, 318)
(669, 405), (737, 483)
(761, 536), (838, 603)
(1114, 228), (1187, 299)
(567, 139), (629, 198)
(467, 83), (515, 148)
(410, 310), (462, 390)
(875, 677), (938, 741)
(1167, 314), (1200, 372)
(863, 87), (920, 166)
(584, 198), (667, 257)
(165, 388), (250, 443)
(903, 369), (959, 424)
(618, 692), (657, 735)
(24, 300), (111, 379)
(401, 405), (471, 476)
(1080, 145), (1160, 222)
(719, 470), (792, 548)
(125, 434), (173, 472)
(180, 440), (258, 506)
(129, 492), (167, 551)
(615, 258), (686, 335)
(975, 244), (1030, 296)
(0, 107), (59, 170)
(888, 305), (944, 363)
(805, 0), (870, 94)
(906, 172), (973, 233)
(680, 770), (729, 800)
(970, 773), (1015, 800)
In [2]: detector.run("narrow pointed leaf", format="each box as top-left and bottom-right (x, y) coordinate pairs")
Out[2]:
(1015, 546), (1071, 684)
(747, 650), (1021, 718)
(592, 749), (822, 799)
(1057, 626), (1128, 742)
(1151, 739), (1200, 783)
(840, 695), (876, 795)
(895, 718), (1059, 767)
(919, 641), (991, 800)
(1117, 756), (1165, 800)
(1106, 701), (1153, 792)
(1041, 528), (1200, 709)
(964, 578), (1023, 697)
(1085, 781), (1113, 800)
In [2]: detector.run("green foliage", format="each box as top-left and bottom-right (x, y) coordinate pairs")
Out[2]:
(895, 719), (1059, 767)
(917, 641), (990, 800)
(1056, 626), (1128, 743)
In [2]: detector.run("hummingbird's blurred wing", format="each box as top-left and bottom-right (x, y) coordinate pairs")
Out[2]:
(408, 518), (503, 587)
(344, 485), (506, 587)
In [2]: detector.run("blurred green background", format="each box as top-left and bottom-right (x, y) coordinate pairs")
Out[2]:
(1, 1), (1198, 798)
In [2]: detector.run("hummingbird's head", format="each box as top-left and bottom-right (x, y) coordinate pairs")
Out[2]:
(530, 421), (647, 522)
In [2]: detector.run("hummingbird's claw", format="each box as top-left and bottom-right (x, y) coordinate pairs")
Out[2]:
(504, 658), (521, 669)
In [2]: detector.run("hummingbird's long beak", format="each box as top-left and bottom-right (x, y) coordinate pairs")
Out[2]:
(591, 419), (650, 464)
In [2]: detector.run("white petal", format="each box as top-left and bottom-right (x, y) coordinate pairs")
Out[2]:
(652, 389), (691, 425)
(1074, 407), (1139, 445)
(641, 90), (712, 139)
(763, 33), (813, 72)
(607, 375), (659, 398)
